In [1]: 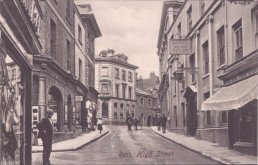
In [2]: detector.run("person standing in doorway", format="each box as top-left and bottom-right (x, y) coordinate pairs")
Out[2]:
(37, 109), (54, 165)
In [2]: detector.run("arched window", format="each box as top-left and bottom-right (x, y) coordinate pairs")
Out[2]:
(114, 112), (118, 119)
(120, 112), (124, 119)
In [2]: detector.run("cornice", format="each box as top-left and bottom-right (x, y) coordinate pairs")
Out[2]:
(95, 58), (138, 70)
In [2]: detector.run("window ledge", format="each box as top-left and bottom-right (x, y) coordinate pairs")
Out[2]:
(217, 64), (227, 71)
(202, 73), (209, 79)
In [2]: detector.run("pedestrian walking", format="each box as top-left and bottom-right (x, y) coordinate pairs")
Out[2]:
(126, 115), (133, 131)
(157, 113), (161, 131)
(161, 113), (167, 133)
(134, 117), (138, 131)
(97, 118), (103, 133)
(37, 109), (54, 165)
(139, 114), (144, 129)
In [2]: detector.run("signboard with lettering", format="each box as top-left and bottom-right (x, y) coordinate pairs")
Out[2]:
(170, 39), (192, 55)
(75, 96), (83, 102)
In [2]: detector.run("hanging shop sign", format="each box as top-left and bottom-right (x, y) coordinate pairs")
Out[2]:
(170, 39), (192, 55)
(75, 96), (83, 102)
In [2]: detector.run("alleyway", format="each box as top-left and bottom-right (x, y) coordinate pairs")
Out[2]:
(32, 126), (219, 165)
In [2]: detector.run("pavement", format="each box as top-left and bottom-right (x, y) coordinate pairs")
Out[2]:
(151, 126), (257, 165)
(32, 127), (109, 153)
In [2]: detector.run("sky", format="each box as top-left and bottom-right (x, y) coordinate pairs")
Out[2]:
(75, 0), (164, 79)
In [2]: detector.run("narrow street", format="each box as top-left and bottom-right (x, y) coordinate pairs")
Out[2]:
(32, 126), (219, 165)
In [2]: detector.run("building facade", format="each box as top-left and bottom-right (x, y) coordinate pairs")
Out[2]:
(74, 3), (101, 130)
(157, 0), (257, 155)
(95, 49), (138, 124)
(0, 0), (43, 164)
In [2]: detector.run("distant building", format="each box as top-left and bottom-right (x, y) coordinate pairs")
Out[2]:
(135, 72), (160, 125)
(95, 49), (138, 124)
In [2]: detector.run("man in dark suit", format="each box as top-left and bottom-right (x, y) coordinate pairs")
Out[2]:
(37, 109), (54, 165)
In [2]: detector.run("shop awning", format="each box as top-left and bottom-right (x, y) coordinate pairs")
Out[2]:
(183, 85), (197, 98)
(201, 75), (258, 111)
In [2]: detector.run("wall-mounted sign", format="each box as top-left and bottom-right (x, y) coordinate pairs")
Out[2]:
(170, 39), (192, 55)
(75, 96), (83, 102)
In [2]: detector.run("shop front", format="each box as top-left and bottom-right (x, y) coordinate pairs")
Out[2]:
(0, 0), (43, 164)
(202, 50), (258, 155)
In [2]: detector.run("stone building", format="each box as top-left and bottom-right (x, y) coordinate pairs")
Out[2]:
(157, 0), (257, 155)
(74, 3), (101, 130)
(95, 49), (138, 124)
(32, 0), (78, 139)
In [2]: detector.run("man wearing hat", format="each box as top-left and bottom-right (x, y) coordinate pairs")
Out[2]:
(37, 109), (54, 165)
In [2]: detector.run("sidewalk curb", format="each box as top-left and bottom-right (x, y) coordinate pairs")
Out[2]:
(32, 130), (109, 153)
(151, 128), (231, 165)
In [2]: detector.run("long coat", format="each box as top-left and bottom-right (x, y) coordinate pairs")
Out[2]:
(37, 118), (53, 145)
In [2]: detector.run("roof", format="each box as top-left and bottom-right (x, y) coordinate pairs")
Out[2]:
(136, 88), (151, 96)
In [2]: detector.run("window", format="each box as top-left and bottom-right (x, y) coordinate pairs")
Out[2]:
(122, 84), (126, 99)
(50, 19), (56, 59)
(101, 67), (108, 76)
(203, 41), (209, 75)
(114, 103), (118, 110)
(177, 23), (181, 38)
(174, 106), (177, 127)
(101, 84), (108, 93)
(79, 59), (82, 81)
(180, 64), (185, 90)
(254, 9), (258, 49)
(233, 19), (243, 61)
(140, 97), (144, 106)
(78, 25), (82, 45)
(182, 103), (186, 127)
(128, 87), (132, 100)
(115, 68), (120, 79)
(120, 113), (123, 119)
(66, 0), (70, 18)
(207, 111), (211, 125)
(122, 70), (126, 81)
(128, 72), (132, 82)
(200, 0), (205, 15)
(131, 111), (134, 118)
(67, 40), (70, 71)
(148, 99), (151, 108)
(204, 91), (210, 100)
(190, 54), (196, 82)
(221, 111), (227, 124)
(217, 26), (225, 66)
(187, 6), (192, 32)
(12, 69), (16, 80)
(115, 84), (119, 98)
(120, 103), (124, 111)
(114, 112), (118, 119)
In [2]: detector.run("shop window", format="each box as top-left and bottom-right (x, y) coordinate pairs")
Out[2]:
(202, 41), (209, 75)
(207, 111), (211, 125)
(233, 19), (243, 61)
(221, 111), (227, 124)
(217, 26), (225, 66)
